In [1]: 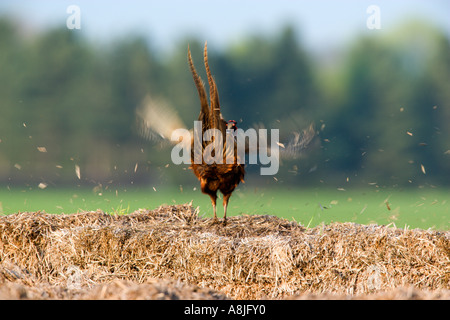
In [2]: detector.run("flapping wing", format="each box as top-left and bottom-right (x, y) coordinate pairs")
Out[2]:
(246, 122), (316, 162)
(136, 95), (187, 144)
(278, 123), (316, 160)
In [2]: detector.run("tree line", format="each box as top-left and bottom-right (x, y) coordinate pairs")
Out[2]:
(0, 18), (449, 189)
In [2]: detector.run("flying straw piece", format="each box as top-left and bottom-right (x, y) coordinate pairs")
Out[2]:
(420, 164), (426, 175)
(75, 165), (81, 179)
(38, 182), (48, 189)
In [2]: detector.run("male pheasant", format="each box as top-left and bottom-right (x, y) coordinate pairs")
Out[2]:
(188, 43), (245, 223)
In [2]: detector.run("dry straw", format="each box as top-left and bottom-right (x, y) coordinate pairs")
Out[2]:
(1, 204), (449, 299)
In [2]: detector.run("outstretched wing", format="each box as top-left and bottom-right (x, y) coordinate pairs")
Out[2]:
(245, 122), (316, 163)
(279, 123), (316, 160)
(136, 94), (188, 145)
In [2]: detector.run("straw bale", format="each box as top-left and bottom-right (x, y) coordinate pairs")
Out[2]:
(290, 286), (450, 300)
(0, 204), (448, 299)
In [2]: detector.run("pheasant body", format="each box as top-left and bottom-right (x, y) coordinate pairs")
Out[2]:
(188, 43), (244, 222)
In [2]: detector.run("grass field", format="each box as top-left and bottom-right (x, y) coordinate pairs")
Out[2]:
(0, 185), (448, 230)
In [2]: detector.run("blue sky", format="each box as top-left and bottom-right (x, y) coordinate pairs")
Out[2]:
(1, 0), (449, 52)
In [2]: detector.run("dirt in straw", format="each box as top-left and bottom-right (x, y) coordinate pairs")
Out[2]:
(0, 204), (449, 299)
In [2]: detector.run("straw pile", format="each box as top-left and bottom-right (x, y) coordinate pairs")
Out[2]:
(0, 204), (449, 299)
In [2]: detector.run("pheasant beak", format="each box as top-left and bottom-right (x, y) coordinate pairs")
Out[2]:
(227, 120), (237, 131)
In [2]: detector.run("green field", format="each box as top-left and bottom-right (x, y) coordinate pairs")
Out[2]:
(0, 185), (448, 230)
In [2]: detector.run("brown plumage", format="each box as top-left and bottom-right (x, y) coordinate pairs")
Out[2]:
(188, 43), (245, 223)
(136, 43), (316, 224)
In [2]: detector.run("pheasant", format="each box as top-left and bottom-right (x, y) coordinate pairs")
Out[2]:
(136, 42), (315, 224)
(187, 43), (245, 223)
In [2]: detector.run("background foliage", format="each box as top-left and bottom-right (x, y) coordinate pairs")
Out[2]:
(0, 18), (449, 189)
